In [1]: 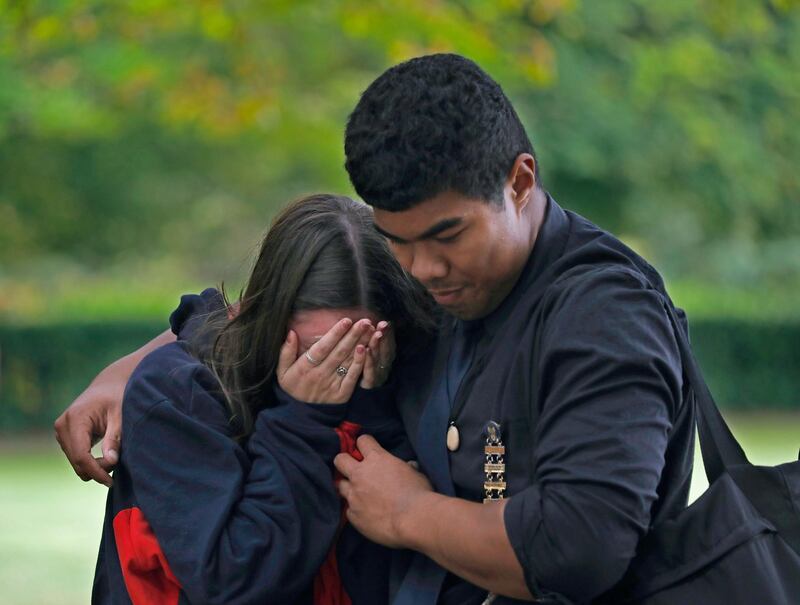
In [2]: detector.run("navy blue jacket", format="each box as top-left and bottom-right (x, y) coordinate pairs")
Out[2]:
(92, 293), (411, 605)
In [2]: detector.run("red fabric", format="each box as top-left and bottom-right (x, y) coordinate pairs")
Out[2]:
(313, 420), (363, 605)
(113, 507), (181, 605)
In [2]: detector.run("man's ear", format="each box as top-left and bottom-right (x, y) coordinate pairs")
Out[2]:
(505, 153), (536, 214)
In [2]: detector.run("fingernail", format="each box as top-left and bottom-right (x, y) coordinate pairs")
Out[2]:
(106, 450), (118, 464)
(356, 344), (365, 354)
(378, 321), (388, 330)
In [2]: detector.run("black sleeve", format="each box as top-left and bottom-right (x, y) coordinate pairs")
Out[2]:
(504, 267), (682, 602)
(122, 355), (347, 604)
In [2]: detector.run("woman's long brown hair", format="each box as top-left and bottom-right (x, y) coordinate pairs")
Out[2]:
(199, 194), (436, 439)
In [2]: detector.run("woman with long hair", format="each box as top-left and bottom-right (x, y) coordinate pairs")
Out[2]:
(92, 193), (436, 605)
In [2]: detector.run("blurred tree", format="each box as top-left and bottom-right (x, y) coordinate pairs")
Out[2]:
(0, 0), (797, 290)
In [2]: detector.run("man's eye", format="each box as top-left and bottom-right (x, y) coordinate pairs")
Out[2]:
(435, 231), (462, 244)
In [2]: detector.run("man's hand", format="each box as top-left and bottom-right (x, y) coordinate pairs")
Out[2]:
(54, 373), (123, 487)
(336, 434), (533, 600)
(54, 328), (176, 487)
(334, 434), (434, 548)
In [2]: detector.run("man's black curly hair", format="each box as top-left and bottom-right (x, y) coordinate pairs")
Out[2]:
(344, 53), (539, 212)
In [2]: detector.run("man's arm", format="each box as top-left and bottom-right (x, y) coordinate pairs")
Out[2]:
(335, 435), (533, 600)
(54, 328), (176, 486)
(55, 288), (236, 486)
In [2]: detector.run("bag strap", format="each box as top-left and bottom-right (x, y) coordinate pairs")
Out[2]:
(661, 301), (750, 482)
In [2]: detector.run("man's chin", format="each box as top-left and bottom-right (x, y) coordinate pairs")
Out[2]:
(439, 301), (485, 321)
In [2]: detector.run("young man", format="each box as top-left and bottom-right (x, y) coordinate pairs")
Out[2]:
(56, 54), (695, 604)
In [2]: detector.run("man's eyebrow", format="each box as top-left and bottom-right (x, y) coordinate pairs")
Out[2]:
(373, 217), (464, 243)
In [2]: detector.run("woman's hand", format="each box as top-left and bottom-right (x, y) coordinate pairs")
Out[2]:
(361, 321), (396, 389)
(277, 318), (374, 404)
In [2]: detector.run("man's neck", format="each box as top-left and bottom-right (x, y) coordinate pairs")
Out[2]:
(475, 189), (549, 321)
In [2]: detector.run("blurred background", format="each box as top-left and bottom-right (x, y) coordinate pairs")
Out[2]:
(0, 1), (798, 603)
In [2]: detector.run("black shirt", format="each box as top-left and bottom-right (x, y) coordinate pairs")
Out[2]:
(392, 196), (695, 604)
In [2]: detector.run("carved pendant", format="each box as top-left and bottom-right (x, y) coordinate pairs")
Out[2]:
(446, 423), (460, 452)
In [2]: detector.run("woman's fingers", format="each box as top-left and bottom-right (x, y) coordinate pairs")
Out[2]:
(366, 327), (382, 353)
(361, 347), (376, 389)
(340, 344), (367, 396)
(303, 318), (353, 368)
(277, 330), (298, 379)
(377, 322), (396, 369)
(323, 319), (373, 369)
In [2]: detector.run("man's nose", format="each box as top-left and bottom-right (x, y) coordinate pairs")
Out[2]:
(409, 246), (448, 284)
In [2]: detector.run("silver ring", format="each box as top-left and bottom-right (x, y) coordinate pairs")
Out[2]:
(305, 350), (320, 366)
(336, 365), (348, 377)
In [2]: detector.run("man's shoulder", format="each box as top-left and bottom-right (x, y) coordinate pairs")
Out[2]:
(538, 207), (677, 314)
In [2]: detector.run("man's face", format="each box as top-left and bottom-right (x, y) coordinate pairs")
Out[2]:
(372, 190), (530, 320)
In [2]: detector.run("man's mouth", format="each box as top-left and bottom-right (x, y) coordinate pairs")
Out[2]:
(428, 286), (464, 305)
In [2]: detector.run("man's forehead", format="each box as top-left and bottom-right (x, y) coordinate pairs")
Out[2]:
(372, 193), (483, 241)
(373, 213), (464, 243)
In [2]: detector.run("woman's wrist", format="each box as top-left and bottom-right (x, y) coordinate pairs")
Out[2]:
(269, 382), (348, 427)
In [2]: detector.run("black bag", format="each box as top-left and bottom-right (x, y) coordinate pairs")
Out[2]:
(603, 302), (800, 604)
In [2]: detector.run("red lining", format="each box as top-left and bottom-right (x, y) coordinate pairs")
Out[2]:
(113, 507), (181, 605)
(313, 421), (363, 605)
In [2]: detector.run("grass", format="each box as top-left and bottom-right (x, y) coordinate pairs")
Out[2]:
(0, 412), (798, 605)
(0, 437), (107, 605)
(689, 412), (800, 500)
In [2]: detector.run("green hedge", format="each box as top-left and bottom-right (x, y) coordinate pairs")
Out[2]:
(688, 320), (800, 410)
(0, 321), (166, 431)
(1, 320), (799, 430)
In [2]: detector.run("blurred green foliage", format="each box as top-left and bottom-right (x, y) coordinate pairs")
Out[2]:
(0, 1), (798, 423)
(0, 0), (798, 304)
(1, 316), (798, 430)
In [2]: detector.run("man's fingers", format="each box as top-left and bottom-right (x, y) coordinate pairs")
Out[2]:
(97, 456), (116, 473)
(337, 478), (352, 501)
(75, 453), (113, 486)
(334, 452), (361, 477)
(58, 412), (113, 486)
(101, 405), (122, 466)
(356, 433), (384, 456)
(277, 330), (298, 378)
